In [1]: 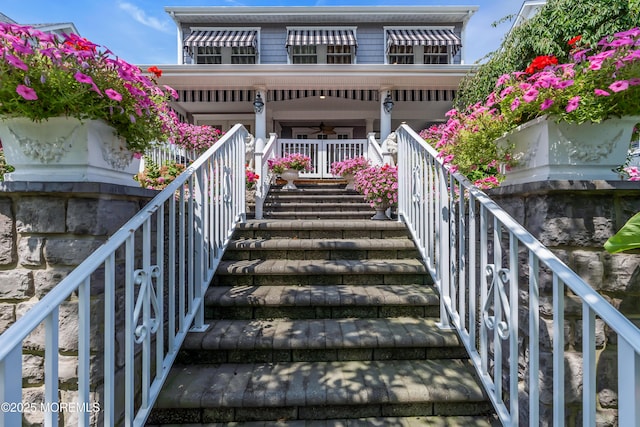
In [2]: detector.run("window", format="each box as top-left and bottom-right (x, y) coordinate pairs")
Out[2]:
(292, 45), (318, 64)
(386, 28), (461, 65)
(388, 45), (414, 64)
(196, 46), (222, 64)
(327, 45), (352, 64)
(184, 29), (258, 65)
(423, 45), (449, 64)
(231, 46), (256, 64)
(286, 28), (357, 64)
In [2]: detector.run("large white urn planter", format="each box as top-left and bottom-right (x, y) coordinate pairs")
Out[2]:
(496, 115), (639, 185)
(0, 117), (141, 186)
(280, 169), (300, 190)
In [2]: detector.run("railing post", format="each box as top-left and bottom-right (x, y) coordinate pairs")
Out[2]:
(254, 137), (265, 220)
(437, 164), (452, 330)
(618, 338), (640, 427)
(0, 346), (22, 427)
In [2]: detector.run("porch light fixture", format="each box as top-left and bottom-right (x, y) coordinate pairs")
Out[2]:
(383, 91), (394, 113)
(253, 93), (264, 114)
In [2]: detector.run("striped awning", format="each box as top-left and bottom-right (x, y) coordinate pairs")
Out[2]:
(386, 29), (461, 53)
(286, 29), (357, 47)
(184, 30), (257, 49)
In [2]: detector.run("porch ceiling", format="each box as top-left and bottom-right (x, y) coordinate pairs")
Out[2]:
(154, 64), (475, 91)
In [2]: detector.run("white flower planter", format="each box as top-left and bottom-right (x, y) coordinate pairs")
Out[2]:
(280, 169), (299, 190)
(496, 115), (639, 185)
(0, 117), (141, 186)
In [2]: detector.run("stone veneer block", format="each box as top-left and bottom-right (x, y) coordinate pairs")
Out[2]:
(18, 236), (44, 267)
(67, 198), (140, 235)
(0, 269), (33, 299)
(0, 199), (15, 265)
(16, 197), (66, 233)
(44, 238), (105, 266)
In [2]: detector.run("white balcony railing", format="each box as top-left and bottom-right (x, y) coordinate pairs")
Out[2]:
(395, 124), (640, 426)
(0, 124), (249, 427)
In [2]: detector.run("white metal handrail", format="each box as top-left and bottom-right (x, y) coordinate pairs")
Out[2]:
(0, 124), (248, 427)
(254, 132), (278, 220)
(145, 141), (198, 167)
(395, 124), (640, 427)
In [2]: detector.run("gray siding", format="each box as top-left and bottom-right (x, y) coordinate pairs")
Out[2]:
(180, 21), (465, 65)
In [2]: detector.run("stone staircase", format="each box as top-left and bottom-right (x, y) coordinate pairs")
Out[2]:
(147, 183), (497, 426)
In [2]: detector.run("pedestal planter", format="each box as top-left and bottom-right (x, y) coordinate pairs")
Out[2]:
(280, 169), (300, 190)
(343, 173), (356, 190)
(496, 115), (639, 185)
(0, 117), (141, 186)
(371, 204), (391, 220)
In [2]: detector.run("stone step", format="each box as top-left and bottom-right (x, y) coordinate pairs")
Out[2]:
(223, 238), (420, 261)
(213, 259), (428, 287)
(233, 219), (410, 240)
(204, 284), (439, 319)
(263, 202), (373, 213)
(146, 415), (500, 426)
(266, 193), (365, 203)
(177, 317), (467, 364)
(149, 359), (493, 425)
(264, 211), (379, 220)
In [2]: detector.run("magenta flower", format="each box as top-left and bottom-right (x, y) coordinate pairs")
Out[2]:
(16, 84), (38, 100)
(74, 71), (94, 85)
(510, 97), (520, 111)
(6, 54), (28, 71)
(594, 89), (610, 96)
(522, 88), (539, 103)
(105, 89), (123, 101)
(565, 96), (580, 113)
(608, 80), (629, 92)
(540, 99), (554, 110)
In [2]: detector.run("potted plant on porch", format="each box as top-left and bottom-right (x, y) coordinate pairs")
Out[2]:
(354, 164), (398, 220)
(0, 22), (179, 186)
(492, 27), (640, 184)
(330, 156), (371, 190)
(267, 153), (312, 190)
(423, 27), (640, 187)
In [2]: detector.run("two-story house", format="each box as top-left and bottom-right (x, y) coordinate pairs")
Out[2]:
(158, 6), (477, 145)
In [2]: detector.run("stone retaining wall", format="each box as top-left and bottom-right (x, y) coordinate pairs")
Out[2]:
(488, 180), (640, 427)
(0, 182), (155, 426)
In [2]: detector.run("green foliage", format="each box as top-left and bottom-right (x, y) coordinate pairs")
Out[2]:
(134, 156), (186, 190)
(0, 149), (14, 181)
(605, 212), (640, 253)
(455, 0), (638, 109)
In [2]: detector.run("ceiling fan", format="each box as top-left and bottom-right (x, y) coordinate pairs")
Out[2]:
(311, 122), (336, 135)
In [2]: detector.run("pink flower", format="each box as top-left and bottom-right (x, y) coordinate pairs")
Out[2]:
(565, 96), (580, 113)
(594, 89), (610, 96)
(74, 71), (94, 85)
(6, 54), (28, 71)
(16, 84), (37, 100)
(608, 80), (629, 92)
(522, 88), (539, 103)
(540, 99), (554, 110)
(510, 97), (520, 111)
(105, 88), (122, 101)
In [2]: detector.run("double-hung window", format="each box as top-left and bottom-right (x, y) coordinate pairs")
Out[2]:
(385, 27), (461, 65)
(184, 28), (259, 65)
(286, 28), (357, 64)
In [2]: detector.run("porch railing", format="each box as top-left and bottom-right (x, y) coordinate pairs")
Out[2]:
(0, 124), (249, 427)
(395, 124), (640, 426)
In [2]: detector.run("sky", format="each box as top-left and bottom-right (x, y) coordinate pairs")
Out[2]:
(1, 0), (526, 66)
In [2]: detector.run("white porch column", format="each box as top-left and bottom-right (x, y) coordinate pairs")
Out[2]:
(379, 89), (393, 140)
(365, 118), (375, 136)
(254, 90), (267, 141)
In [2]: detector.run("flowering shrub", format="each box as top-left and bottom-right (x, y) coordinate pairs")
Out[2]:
(0, 148), (14, 181)
(267, 153), (313, 174)
(354, 164), (398, 208)
(330, 156), (371, 176)
(174, 122), (222, 151)
(420, 107), (511, 188)
(0, 23), (179, 154)
(246, 168), (259, 189)
(421, 26), (640, 188)
(134, 157), (186, 190)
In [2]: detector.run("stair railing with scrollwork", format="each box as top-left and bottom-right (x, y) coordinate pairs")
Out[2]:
(395, 124), (640, 427)
(0, 124), (249, 427)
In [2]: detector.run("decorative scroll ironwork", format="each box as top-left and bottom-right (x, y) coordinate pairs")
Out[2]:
(482, 264), (511, 341)
(132, 266), (161, 344)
